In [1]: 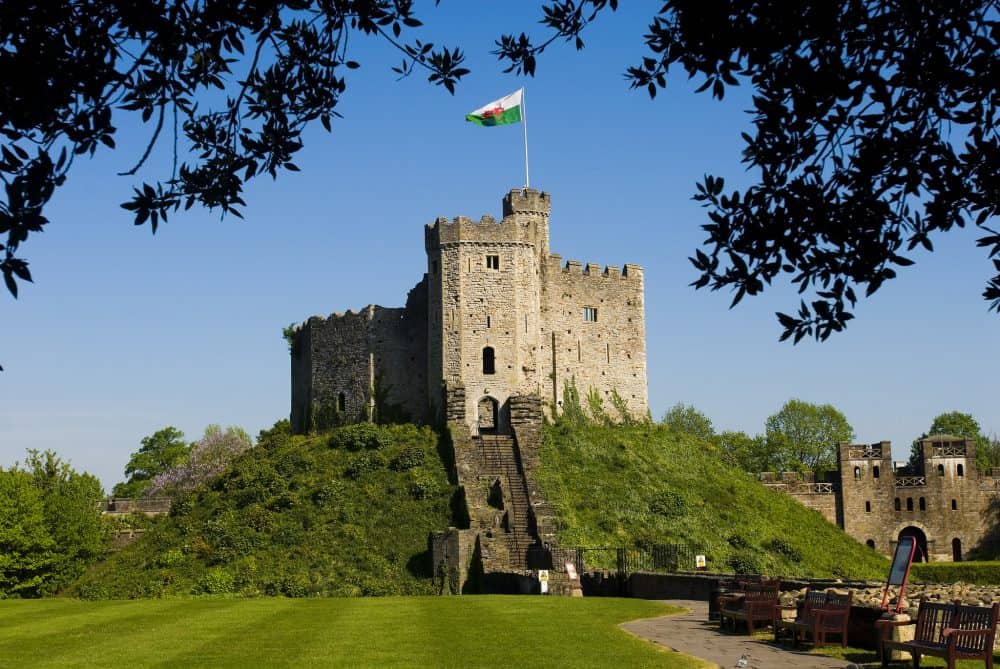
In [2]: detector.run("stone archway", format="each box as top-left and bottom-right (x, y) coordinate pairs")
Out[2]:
(898, 526), (929, 563)
(477, 396), (499, 434)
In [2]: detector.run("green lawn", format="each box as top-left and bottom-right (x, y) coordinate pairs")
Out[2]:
(0, 596), (706, 669)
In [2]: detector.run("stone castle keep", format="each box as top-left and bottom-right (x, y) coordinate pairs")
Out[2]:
(290, 188), (648, 433)
(765, 435), (1000, 562)
(290, 189), (648, 589)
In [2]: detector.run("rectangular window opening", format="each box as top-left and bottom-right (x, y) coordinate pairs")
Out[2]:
(486, 255), (500, 270)
(486, 315), (492, 328)
(583, 306), (598, 322)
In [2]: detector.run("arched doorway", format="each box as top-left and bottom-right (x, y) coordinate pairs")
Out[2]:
(952, 538), (962, 562)
(898, 526), (929, 563)
(477, 396), (499, 434)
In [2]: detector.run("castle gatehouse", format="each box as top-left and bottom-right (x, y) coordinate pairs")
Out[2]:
(762, 435), (1000, 562)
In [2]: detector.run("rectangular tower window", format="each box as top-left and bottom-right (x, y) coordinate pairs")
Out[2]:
(583, 306), (598, 322)
(486, 315), (492, 328)
(486, 255), (500, 270)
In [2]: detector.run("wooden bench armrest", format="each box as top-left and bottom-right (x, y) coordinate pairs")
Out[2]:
(942, 627), (994, 639)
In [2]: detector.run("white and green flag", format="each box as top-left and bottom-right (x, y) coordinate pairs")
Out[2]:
(465, 89), (523, 127)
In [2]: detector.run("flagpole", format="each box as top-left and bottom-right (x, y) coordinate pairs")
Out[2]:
(521, 88), (530, 189)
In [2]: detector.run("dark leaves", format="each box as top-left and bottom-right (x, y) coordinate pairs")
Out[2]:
(1, 0), (475, 332)
(635, 0), (1000, 341)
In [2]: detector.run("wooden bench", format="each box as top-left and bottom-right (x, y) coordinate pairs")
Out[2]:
(719, 580), (781, 634)
(774, 588), (852, 648)
(877, 599), (999, 669)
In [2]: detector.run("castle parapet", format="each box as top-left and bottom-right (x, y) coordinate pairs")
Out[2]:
(502, 188), (550, 216)
(541, 255), (642, 282)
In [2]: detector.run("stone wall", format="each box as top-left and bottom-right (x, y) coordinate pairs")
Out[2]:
(769, 437), (1000, 562)
(292, 187), (649, 431)
(540, 255), (647, 420)
(290, 286), (427, 432)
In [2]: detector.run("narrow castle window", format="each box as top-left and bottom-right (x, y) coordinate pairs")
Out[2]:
(906, 497), (913, 511)
(865, 501), (871, 513)
(952, 499), (958, 510)
(894, 497), (901, 511)
(606, 343), (610, 364)
(486, 315), (492, 328)
(873, 466), (880, 479)
(919, 497), (926, 511)
(938, 464), (945, 476)
(957, 464), (964, 477)
(337, 392), (346, 412)
(486, 254), (500, 270)
(583, 306), (598, 322)
(854, 466), (861, 479)
(482, 347), (495, 375)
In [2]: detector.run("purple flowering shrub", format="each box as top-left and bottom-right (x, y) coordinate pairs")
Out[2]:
(147, 425), (251, 499)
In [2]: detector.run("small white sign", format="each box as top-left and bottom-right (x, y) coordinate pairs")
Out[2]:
(540, 580), (549, 594)
(565, 562), (578, 580)
(695, 555), (707, 570)
(538, 569), (549, 582)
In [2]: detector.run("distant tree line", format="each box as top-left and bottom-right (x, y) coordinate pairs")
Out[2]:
(662, 402), (997, 475)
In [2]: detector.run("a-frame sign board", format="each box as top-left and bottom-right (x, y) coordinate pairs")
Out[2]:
(881, 535), (917, 613)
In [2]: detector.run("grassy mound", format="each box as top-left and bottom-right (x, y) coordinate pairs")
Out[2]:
(71, 423), (455, 598)
(538, 421), (889, 580)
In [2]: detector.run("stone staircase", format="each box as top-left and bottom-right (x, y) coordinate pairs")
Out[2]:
(475, 433), (537, 569)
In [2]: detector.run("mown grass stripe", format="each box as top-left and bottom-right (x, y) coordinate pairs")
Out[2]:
(0, 599), (195, 665)
(0, 597), (696, 668)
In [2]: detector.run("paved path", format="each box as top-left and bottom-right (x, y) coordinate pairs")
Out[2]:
(621, 600), (855, 669)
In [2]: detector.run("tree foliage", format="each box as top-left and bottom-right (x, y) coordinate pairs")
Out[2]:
(0, 0), (468, 308)
(764, 399), (855, 473)
(0, 451), (106, 597)
(147, 425), (252, 499)
(113, 426), (190, 498)
(661, 402), (715, 442)
(716, 429), (773, 472)
(909, 410), (997, 470)
(5, 2), (998, 347)
(498, 1), (1000, 341)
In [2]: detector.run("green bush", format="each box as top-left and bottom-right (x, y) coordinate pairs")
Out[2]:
(329, 424), (392, 452)
(910, 562), (1000, 585)
(390, 446), (425, 471)
(764, 537), (803, 563)
(196, 568), (235, 594)
(345, 452), (387, 479)
(727, 553), (762, 575)
(649, 490), (687, 519)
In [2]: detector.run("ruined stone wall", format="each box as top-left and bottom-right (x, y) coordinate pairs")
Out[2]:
(540, 256), (647, 420)
(290, 293), (427, 432)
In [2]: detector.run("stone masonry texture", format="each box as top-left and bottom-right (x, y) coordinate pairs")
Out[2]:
(290, 189), (649, 432)
(763, 435), (1000, 562)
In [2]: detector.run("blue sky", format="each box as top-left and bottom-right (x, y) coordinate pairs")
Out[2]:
(1, 4), (997, 490)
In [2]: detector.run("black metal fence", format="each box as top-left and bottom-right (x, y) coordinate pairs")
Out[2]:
(576, 544), (699, 579)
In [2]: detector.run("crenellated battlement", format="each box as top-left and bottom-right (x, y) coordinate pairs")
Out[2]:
(502, 187), (550, 217)
(293, 187), (648, 438)
(544, 254), (643, 281)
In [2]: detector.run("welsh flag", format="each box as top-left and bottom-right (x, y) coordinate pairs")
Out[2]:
(466, 89), (523, 127)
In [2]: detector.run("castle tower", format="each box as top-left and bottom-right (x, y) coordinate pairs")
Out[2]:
(424, 189), (551, 434)
(837, 441), (894, 554)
